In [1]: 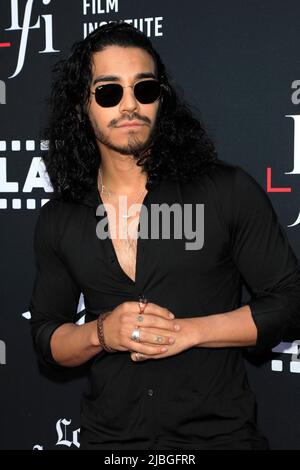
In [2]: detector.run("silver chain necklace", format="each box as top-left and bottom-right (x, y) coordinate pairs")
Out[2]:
(98, 168), (146, 219)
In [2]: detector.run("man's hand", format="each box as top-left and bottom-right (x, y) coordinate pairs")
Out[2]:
(130, 317), (199, 362)
(129, 306), (258, 361)
(102, 301), (181, 356)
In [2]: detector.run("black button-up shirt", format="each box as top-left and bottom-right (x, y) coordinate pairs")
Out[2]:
(29, 160), (300, 450)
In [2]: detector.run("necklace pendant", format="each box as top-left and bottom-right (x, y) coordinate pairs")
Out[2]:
(100, 184), (111, 197)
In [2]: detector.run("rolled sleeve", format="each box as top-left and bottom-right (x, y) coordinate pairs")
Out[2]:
(29, 201), (81, 367)
(230, 167), (300, 355)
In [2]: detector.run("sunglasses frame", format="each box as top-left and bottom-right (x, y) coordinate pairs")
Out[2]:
(90, 79), (163, 108)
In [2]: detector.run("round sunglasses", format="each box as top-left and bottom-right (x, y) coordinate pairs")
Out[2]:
(91, 79), (162, 108)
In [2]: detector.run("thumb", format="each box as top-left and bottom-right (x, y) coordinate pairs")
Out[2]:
(130, 352), (147, 361)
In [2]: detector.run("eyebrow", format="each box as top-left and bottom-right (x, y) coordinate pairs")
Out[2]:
(92, 72), (156, 86)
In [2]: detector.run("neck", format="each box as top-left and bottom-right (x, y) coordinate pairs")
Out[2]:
(98, 152), (148, 195)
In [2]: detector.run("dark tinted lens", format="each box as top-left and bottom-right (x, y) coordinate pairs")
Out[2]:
(134, 80), (161, 104)
(95, 83), (123, 107)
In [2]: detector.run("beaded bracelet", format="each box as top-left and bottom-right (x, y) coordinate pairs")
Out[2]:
(96, 311), (115, 353)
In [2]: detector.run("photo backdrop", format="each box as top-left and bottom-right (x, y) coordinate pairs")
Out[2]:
(1, 0), (300, 450)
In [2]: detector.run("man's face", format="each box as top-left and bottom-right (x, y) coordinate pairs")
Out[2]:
(88, 45), (161, 156)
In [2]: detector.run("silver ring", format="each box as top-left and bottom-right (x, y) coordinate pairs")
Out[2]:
(131, 327), (141, 342)
(135, 352), (144, 361)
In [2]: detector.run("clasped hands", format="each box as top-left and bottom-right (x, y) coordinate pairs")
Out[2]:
(102, 301), (198, 362)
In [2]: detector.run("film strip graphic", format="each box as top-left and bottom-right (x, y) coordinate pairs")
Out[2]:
(0, 139), (48, 151)
(271, 341), (300, 373)
(0, 139), (50, 209)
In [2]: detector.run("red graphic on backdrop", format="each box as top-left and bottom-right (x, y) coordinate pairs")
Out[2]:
(266, 167), (292, 193)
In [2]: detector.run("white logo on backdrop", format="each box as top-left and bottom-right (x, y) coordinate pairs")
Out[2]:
(6, 0), (59, 78)
(267, 112), (300, 227)
(82, 0), (164, 38)
(268, 83), (300, 227)
(285, 114), (300, 227)
(33, 418), (80, 450)
(271, 341), (300, 373)
(56, 418), (80, 448)
(0, 139), (51, 210)
(285, 115), (300, 176)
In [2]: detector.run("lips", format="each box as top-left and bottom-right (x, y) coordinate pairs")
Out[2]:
(117, 121), (145, 127)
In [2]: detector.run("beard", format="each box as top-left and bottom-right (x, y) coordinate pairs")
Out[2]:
(91, 119), (157, 158)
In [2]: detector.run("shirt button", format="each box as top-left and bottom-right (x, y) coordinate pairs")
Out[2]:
(147, 388), (154, 397)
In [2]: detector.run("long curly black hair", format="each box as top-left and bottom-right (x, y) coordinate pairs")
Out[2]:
(44, 22), (218, 202)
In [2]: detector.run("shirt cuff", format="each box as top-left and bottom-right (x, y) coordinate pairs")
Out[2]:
(31, 320), (65, 368)
(246, 296), (287, 356)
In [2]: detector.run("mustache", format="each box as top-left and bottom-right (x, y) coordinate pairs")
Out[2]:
(109, 114), (151, 127)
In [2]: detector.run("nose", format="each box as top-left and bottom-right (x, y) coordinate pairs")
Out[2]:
(119, 85), (138, 114)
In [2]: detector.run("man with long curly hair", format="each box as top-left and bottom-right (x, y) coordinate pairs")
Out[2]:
(30, 22), (300, 450)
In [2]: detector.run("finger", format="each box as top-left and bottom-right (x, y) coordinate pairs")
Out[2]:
(143, 303), (175, 320)
(122, 301), (175, 321)
(129, 340), (168, 356)
(131, 352), (147, 362)
(140, 314), (180, 333)
(137, 328), (175, 346)
(131, 351), (169, 361)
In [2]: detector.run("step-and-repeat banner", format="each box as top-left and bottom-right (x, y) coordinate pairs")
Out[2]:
(1, 0), (300, 450)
